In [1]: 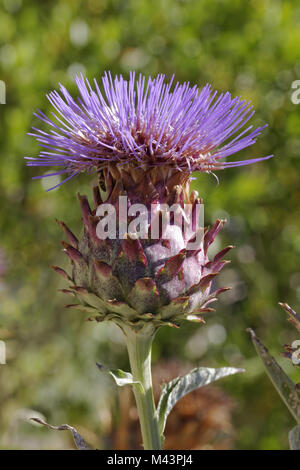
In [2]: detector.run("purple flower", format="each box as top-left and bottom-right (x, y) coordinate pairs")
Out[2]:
(27, 72), (272, 189)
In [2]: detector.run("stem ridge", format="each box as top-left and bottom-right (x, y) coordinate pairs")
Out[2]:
(123, 325), (162, 450)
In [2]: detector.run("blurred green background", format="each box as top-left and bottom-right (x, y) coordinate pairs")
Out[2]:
(0, 0), (300, 450)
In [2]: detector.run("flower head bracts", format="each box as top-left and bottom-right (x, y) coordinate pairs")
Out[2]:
(27, 72), (272, 189)
(280, 303), (300, 368)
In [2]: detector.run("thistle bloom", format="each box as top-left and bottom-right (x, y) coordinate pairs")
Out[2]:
(28, 73), (271, 450)
(27, 72), (272, 190)
(28, 72), (271, 329)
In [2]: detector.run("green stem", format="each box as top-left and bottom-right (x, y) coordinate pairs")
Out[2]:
(123, 325), (162, 450)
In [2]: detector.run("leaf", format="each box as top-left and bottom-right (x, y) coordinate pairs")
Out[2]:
(248, 328), (300, 423)
(30, 418), (91, 450)
(96, 363), (144, 393)
(157, 366), (244, 438)
(289, 425), (300, 450)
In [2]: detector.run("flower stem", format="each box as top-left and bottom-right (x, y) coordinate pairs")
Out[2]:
(123, 325), (162, 450)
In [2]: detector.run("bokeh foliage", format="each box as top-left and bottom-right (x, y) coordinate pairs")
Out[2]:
(0, 0), (299, 449)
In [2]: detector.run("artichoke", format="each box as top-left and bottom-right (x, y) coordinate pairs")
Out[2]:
(53, 165), (232, 331)
(27, 72), (271, 332)
(28, 72), (271, 450)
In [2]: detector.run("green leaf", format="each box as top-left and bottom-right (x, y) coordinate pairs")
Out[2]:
(30, 418), (90, 450)
(289, 425), (300, 450)
(96, 363), (144, 392)
(248, 328), (300, 423)
(157, 366), (244, 438)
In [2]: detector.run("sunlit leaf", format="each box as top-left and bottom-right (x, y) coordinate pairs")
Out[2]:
(157, 366), (244, 438)
(96, 363), (144, 392)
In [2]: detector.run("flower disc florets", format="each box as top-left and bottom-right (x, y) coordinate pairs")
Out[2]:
(27, 72), (272, 190)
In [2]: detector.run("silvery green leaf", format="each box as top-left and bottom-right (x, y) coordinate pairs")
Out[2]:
(96, 363), (144, 392)
(289, 425), (300, 450)
(157, 366), (244, 437)
(30, 417), (90, 450)
(248, 328), (300, 423)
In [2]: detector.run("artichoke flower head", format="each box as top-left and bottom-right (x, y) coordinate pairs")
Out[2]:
(28, 72), (272, 332)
